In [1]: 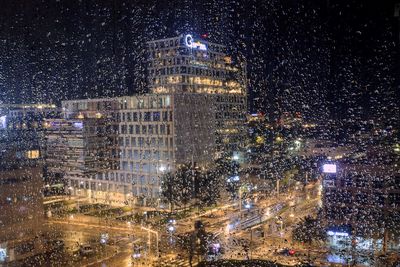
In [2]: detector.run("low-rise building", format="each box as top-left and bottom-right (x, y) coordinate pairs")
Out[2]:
(0, 128), (45, 263)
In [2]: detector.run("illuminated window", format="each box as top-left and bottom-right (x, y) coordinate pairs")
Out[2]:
(26, 150), (40, 159)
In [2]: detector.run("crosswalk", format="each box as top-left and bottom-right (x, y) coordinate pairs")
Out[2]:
(155, 257), (195, 267)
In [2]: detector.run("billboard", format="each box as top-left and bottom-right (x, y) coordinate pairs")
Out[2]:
(323, 163), (337, 173)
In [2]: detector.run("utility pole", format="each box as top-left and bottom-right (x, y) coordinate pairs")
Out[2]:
(276, 179), (280, 196)
(250, 228), (253, 260)
(239, 188), (242, 214)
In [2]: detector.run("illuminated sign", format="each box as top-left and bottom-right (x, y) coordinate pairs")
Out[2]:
(73, 122), (83, 129)
(0, 248), (6, 262)
(0, 115), (6, 129)
(227, 175), (240, 183)
(327, 231), (348, 237)
(185, 34), (207, 51)
(323, 164), (337, 173)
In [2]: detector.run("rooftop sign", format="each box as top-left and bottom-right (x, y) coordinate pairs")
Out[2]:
(185, 34), (207, 51)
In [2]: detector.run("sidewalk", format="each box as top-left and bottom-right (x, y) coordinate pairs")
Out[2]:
(48, 214), (140, 233)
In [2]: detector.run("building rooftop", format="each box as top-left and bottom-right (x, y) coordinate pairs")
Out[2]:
(146, 34), (226, 48)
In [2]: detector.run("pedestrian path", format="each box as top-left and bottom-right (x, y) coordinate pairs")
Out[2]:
(155, 257), (196, 267)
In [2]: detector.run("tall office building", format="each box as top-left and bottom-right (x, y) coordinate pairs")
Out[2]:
(147, 34), (247, 153)
(46, 34), (247, 205)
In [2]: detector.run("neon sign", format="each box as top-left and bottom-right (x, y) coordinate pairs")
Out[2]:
(185, 34), (207, 51)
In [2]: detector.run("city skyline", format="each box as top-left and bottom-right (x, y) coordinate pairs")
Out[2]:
(0, 1), (399, 266)
(0, 1), (398, 125)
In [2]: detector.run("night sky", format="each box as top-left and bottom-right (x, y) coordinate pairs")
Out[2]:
(0, 0), (398, 125)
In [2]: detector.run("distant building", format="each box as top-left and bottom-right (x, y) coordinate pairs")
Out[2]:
(0, 163), (44, 263)
(0, 103), (59, 161)
(45, 34), (247, 205)
(299, 139), (355, 159)
(0, 124), (46, 263)
(321, 145), (400, 254)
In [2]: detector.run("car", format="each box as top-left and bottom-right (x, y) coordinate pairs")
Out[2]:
(79, 244), (94, 255)
(276, 248), (296, 256)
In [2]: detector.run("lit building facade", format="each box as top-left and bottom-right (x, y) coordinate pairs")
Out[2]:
(0, 103), (59, 161)
(46, 98), (119, 201)
(46, 34), (247, 205)
(53, 93), (217, 205)
(147, 34), (247, 153)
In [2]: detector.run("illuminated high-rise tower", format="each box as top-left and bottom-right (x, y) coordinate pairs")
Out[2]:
(147, 34), (247, 154)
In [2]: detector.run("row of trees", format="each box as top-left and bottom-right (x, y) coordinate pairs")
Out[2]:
(160, 163), (220, 211)
(160, 154), (241, 211)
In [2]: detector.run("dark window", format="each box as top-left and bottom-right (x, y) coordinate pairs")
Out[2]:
(162, 111), (168, 121)
(153, 112), (160, 121)
(144, 112), (151, 121)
